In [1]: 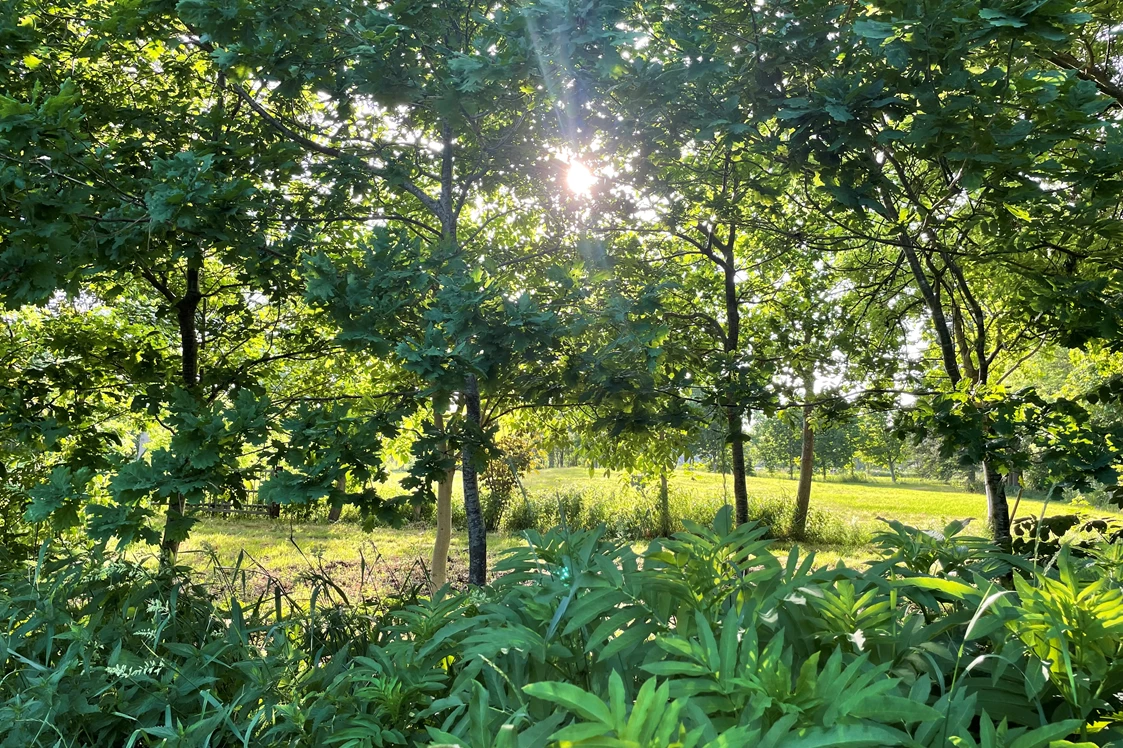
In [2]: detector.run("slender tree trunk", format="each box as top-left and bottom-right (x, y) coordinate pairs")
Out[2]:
(720, 226), (750, 525)
(461, 375), (487, 586)
(658, 471), (671, 537)
(793, 405), (815, 539)
(882, 187), (1013, 538)
(161, 265), (201, 566)
(984, 458), (1012, 547)
(728, 408), (749, 526)
(328, 474), (344, 522)
(888, 456), (897, 483)
(744, 412), (755, 477)
(431, 407), (454, 590)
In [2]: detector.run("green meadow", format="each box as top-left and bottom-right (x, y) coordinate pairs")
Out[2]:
(181, 467), (1080, 600)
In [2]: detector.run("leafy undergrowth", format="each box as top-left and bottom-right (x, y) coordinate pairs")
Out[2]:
(3, 510), (1123, 747)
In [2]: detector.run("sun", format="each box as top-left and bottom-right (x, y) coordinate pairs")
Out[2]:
(566, 160), (597, 195)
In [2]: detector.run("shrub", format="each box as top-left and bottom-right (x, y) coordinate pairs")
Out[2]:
(2, 511), (1122, 745)
(1010, 513), (1123, 562)
(480, 433), (540, 531)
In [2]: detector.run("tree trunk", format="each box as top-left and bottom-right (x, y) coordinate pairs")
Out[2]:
(431, 407), (454, 590)
(461, 375), (487, 586)
(719, 225), (750, 525)
(884, 188), (1013, 539)
(328, 474), (344, 522)
(728, 408), (749, 526)
(658, 471), (671, 537)
(793, 406), (815, 539)
(888, 456), (897, 483)
(984, 458), (1012, 547)
(161, 265), (201, 566)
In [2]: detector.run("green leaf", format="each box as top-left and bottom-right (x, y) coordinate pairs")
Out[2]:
(523, 682), (614, 726)
(853, 20), (896, 40)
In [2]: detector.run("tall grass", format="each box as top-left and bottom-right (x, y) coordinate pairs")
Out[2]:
(496, 483), (865, 546)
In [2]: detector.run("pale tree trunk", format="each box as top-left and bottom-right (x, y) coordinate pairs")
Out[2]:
(461, 375), (487, 586)
(658, 471), (671, 537)
(888, 456), (897, 483)
(430, 407), (454, 590)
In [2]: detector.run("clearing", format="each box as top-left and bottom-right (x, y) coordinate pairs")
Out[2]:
(180, 468), (1077, 601)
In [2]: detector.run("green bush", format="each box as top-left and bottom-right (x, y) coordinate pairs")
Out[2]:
(4, 512), (1122, 746)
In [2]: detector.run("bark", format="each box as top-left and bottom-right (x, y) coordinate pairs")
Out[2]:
(720, 227), (750, 525)
(885, 208), (963, 387)
(951, 300), (979, 383)
(883, 185), (1014, 531)
(328, 474), (344, 522)
(461, 375), (486, 586)
(984, 458), (1012, 547)
(728, 410), (749, 526)
(161, 266), (202, 565)
(175, 267), (202, 391)
(1042, 51), (1123, 110)
(888, 457), (897, 483)
(793, 405), (816, 539)
(430, 407), (454, 590)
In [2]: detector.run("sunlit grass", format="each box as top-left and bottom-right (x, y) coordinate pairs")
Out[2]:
(181, 467), (1095, 599)
(181, 521), (522, 603)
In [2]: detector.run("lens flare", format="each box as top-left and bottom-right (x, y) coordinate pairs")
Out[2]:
(566, 160), (597, 195)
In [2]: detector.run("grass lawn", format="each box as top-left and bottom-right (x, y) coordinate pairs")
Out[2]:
(180, 467), (1089, 601)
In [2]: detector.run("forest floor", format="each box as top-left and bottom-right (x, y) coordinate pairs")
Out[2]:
(181, 468), (1082, 603)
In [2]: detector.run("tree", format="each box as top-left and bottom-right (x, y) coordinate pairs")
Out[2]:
(814, 420), (858, 479)
(176, 0), (591, 584)
(750, 0), (1123, 542)
(0, 0), (340, 559)
(857, 411), (906, 482)
(577, 2), (799, 526)
(749, 414), (802, 477)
